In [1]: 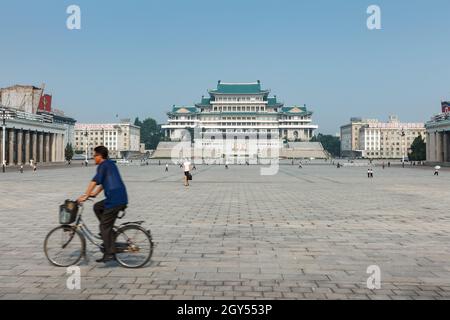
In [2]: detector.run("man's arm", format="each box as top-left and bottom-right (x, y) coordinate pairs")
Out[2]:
(91, 185), (104, 197)
(78, 163), (106, 203)
(77, 181), (98, 203)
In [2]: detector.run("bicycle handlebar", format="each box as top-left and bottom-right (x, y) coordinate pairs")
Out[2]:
(77, 196), (95, 206)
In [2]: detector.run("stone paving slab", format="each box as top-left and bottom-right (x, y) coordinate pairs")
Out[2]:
(0, 163), (450, 299)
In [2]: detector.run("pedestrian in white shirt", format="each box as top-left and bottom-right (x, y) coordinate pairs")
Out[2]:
(183, 159), (192, 186)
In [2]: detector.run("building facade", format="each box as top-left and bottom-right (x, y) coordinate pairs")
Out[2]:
(425, 102), (450, 164)
(74, 121), (140, 159)
(341, 116), (425, 159)
(0, 85), (75, 165)
(340, 117), (377, 158)
(0, 85), (43, 114)
(162, 81), (318, 142)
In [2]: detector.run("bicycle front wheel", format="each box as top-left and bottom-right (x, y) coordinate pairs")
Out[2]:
(44, 225), (85, 267)
(114, 225), (153, 268)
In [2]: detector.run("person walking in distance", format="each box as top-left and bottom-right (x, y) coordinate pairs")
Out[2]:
(77, 146), (128, 263)
(165, 163), (169, 172)
(434, 166), (440, 176)
(183, 158), (192, 187)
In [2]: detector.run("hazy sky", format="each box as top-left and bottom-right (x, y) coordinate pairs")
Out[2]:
(1, 0), (449, 134)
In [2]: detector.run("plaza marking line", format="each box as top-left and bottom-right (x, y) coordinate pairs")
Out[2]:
(301, 173), (343, 185)
(278, 168), (315, 184)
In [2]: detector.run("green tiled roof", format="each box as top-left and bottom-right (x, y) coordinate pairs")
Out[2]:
(281, 106), (312, 115)
(196, 97), (212, 107)
(209, 81), (269, 94)
(168, 106), (199, 115)
(267, 97), (283, 107)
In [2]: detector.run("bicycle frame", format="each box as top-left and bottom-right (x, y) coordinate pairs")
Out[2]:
(73, 203), (133, 249)
(73, 205), (103, 249)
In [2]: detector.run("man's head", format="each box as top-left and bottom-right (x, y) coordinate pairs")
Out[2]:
(94, 146), (108, 165)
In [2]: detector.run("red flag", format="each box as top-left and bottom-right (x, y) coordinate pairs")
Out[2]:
(38, 94), (52, 112)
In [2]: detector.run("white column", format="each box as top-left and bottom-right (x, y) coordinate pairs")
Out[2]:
(45, 133), (49, 162)
(436, 132), (443, 162)
(8, 129), (15, 165)
(442, 131), (448, 162)
(31, 132), (37, 163)
(51, 133), (56, 162)
(59, 134), (64, 161)
(38, 132), (44, 163)
(54, 134), (59, 162)
(24, 131), (30, 164)
(17, 130), (23, 165)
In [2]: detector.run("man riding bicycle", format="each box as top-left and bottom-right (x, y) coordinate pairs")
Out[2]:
(77, 146), (128, 263)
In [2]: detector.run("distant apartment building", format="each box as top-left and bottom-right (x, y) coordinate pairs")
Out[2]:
(74, 120), (140, 159)
(340, 117), (379, 158)
(341, 116), (425, 159)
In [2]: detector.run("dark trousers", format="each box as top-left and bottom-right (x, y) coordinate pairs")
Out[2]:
(93, 200), (126, 255)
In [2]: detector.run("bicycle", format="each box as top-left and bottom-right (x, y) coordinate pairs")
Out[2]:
(44, 199), (154, 269)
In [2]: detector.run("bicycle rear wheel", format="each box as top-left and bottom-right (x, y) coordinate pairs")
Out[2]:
(44, 225), (85, 267)
(114, 225), (153, 268)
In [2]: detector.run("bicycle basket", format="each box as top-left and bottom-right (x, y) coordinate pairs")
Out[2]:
(59, 200), (79, 224)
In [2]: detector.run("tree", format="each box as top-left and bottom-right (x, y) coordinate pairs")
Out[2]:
(136, 117), (162, 150)
(65, 143), (74, 161)
(134, 117), (142, 127)
(409, 134), (426, 161)
(311, 134), (341, 157)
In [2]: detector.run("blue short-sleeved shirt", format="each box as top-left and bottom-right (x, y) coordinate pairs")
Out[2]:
(92, 159), (128, 209)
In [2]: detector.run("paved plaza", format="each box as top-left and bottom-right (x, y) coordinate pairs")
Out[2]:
(1, 162), (450, 300)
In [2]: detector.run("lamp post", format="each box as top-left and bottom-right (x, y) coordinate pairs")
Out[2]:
(400, 128), (406, 165)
